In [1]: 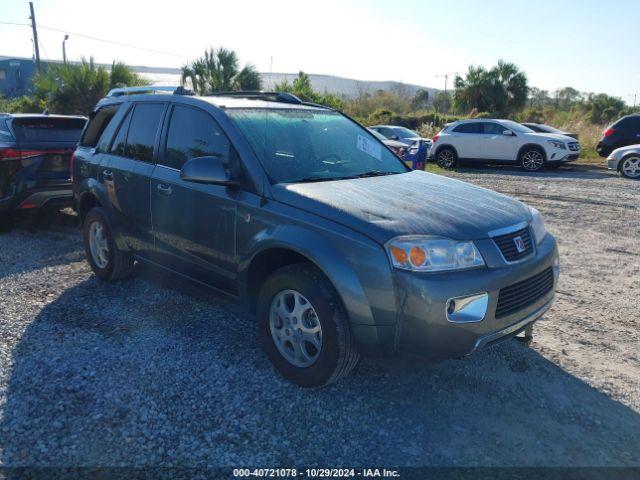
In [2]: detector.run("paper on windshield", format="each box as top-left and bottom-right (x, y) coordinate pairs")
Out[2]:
(357, 134), (382, 161)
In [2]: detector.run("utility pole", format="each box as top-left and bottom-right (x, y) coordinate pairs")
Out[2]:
(29, 2), (41, 71)
(62, 34), (69, 64)
(435, 72), (459, 94)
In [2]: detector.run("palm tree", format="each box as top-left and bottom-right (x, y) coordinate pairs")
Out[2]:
(181, 48), (262, 95)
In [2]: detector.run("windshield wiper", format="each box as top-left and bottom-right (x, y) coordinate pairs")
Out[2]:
(289, 175), (346, 183)
(350, 170), (399, 178)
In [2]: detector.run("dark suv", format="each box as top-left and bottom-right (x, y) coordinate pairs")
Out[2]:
(0, 113), (86, 229)
(73, 91), (559, 387)
(596, 114), (640, 157)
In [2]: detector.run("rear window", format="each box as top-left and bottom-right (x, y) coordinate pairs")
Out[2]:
(0, 117), (13, 142)
(614, 115), (640, 131)
(12, 117), (86, 143)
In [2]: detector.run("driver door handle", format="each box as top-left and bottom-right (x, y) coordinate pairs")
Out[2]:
(157, 183), (173, 196)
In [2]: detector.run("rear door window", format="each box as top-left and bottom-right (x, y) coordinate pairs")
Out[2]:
(109, 103), (165, 162)
(483, 123), (508, 135)
(453, 123), (482, 134)
(12, 117), (86, 143)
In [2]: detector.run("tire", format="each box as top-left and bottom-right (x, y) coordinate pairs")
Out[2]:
(83, 207), (135, 281)
(435, 147), (457, 169)
(519, 147), (546, 172)
(257, 263), (360, 387)
(619, 155), (640, 179)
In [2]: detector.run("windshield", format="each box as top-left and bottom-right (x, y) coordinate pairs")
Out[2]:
(227, 108), (408, 183)
(500, 120), (535, 134)
(392, 127), (420, 138)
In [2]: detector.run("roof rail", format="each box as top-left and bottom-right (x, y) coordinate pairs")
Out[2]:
(106, 85), (195, 97)
(209, 91), (303, 104)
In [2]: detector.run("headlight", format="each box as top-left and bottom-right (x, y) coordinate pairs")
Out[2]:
(547, 140), (566, 150)
(529, 207), (547, 245)
(386, 236), (485, 272)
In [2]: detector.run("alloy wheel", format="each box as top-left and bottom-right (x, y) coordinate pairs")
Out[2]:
(522, 150), (544, 171)
(269, 290), (322, 368)
(88, 221), (110, 269)
(437, 150), (455, 168)
(621, 156), (640, 178)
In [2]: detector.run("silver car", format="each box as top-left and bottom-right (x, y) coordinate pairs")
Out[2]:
(606, 144), (640, 179)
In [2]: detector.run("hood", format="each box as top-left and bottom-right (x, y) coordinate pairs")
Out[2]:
(612, 144), (640, 156)
(527, 132), (577, 143)
(271, 170), (531, 244)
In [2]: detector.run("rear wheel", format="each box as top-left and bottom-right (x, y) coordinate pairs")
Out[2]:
(257, 263), (360, 387)
(519, 148), (545, 172)
(620, 155), (640, 179)
(436, 147), (457, 169)
(83, 207), (135, 281)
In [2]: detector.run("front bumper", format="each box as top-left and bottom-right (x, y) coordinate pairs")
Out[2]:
(607, 158), (620, 170)
(391, 233), (559, 358)
(548, 150), (580, 163)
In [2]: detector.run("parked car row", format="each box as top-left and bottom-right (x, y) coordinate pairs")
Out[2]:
(368, 125), (431, 170)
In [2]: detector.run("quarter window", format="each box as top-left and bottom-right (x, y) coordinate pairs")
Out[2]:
(162, 105), (231, 170)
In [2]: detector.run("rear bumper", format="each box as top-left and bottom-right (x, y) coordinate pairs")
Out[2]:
(0, 187), (73, 213)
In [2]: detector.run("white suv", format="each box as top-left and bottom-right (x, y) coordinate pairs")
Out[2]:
(429, 119), (581, 171)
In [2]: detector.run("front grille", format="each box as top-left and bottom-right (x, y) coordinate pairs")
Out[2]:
(492, 227), (533, 262)
(568, 142), (580, 151)
(496, 267), (554, 318)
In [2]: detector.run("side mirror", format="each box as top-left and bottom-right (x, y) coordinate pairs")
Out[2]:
(502, 129), (515, 136)
(180, 155), (238, 186)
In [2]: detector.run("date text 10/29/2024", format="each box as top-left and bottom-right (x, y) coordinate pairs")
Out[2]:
(233, 468), (401, 478)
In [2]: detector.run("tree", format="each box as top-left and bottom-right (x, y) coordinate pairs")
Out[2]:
(432, 91), (452, 113)
(453, 60), (528, 115)
(411, 89), (430, 109)
(275, 71), (344, 110)
(181, 47), (262, 95)
(32, 58), (147, 115)
(585, 93), (626, 124)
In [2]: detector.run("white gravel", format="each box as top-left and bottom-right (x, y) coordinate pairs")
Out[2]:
(0, 164), (638, 468)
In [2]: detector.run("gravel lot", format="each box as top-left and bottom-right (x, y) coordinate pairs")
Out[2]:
(0, 164), (638, 468)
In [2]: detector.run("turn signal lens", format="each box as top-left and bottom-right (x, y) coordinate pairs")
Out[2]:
(389, 245), (408, 264)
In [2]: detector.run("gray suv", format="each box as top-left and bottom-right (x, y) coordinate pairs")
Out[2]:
(73, 91), (559, 387)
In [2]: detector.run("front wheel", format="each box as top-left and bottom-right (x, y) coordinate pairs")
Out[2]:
(436, 147), (457, 169)
(620, 155), (640, 179)
(83, 207), (135, 281)
(520, 148), (545, 172)
(257, 263), (360, 387)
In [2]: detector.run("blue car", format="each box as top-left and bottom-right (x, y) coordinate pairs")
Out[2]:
(369, 125), (431, 169)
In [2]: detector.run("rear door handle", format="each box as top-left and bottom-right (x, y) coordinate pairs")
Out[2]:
(102, 169), (113, 181)
(157, 183), (173, 196)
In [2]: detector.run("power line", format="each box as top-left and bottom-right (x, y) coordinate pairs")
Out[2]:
(0, 21), (189, 60)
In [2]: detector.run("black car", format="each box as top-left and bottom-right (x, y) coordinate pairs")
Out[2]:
(596, 114), (640, 157)
(0, 113), (87, 229)
(521, 123), (578, 140)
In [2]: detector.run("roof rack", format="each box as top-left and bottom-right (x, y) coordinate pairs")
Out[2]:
(106, 85), (195, 97)
(209, 91), (304, 104)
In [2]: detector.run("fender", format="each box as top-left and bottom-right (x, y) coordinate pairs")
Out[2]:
(434, 143), (459, 158)
(238, 224), (378, 326)
(517, 143), (547, 161)
(77, 178), (130, 252)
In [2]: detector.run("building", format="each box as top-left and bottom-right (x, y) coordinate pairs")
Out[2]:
(0, 57), (36, 99)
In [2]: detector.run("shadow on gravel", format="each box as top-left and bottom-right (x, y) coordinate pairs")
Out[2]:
(0, 209), (82, 281)
(2, 266), (640, 469)
(452, 163), (614, 180)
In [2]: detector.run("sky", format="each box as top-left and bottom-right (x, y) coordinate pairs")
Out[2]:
(1, 0), (639, 103)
